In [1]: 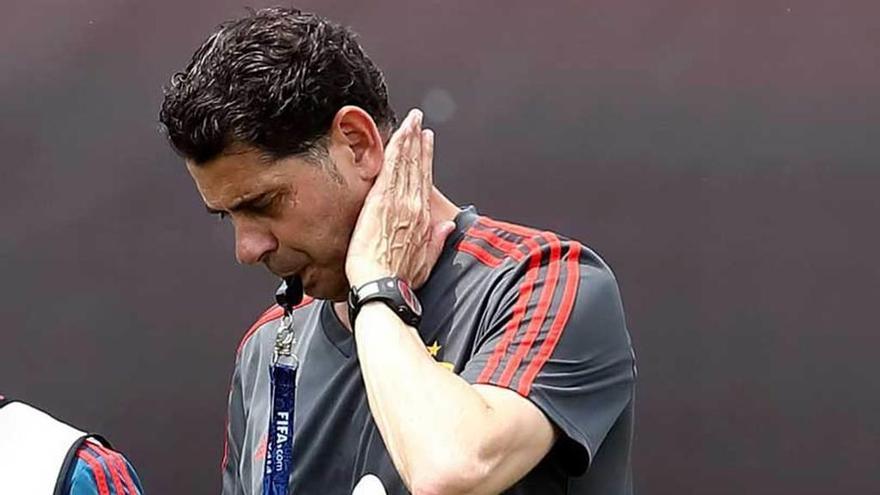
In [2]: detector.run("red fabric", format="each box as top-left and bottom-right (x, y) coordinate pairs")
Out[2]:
(223, 297), (314, 472)
(465, 223), (526, 261)
(519, 242), (582, 396)
(235, 306), (283, 355)
(77, 449), (110, 495)
(471, 217), (583, 396)
(479, 217), (541, 239)
(90, 442), (136, 494)
(477, 236), (542, 383)
(457, 240), (502, 267)
(498, 232), (563, 387)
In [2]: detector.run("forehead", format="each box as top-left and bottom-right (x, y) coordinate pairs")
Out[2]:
(186, 148), (293, 206)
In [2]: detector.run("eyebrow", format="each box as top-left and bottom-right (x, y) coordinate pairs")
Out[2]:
(205, 192), (268, 216)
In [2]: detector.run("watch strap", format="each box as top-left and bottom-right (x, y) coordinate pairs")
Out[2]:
(348, 277), (422, 330)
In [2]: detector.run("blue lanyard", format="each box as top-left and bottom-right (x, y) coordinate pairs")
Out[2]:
(263, 279), (303, 495)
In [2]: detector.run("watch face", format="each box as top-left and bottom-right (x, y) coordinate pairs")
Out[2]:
(397, 279), (422, 316)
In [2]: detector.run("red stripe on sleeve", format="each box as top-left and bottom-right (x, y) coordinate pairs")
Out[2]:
(90, 443), (137, 494)
(497, 233), (563, 388)
(85, 444), (125, 495)
(235, 306), (283, 355)
(476, 237), (542, 383)
(225, 304), (285, 470)
(97, 449), (125, 495)
(225, 297), (314, 472)
(518, 242), (582, 396)
(465, 223), (526, 262)
(457, 240), (503, 267)
(236, 297), (315, 355)
(77, 448), (111, 495)
(479, 217), (541, 239)
(220, 431), (229, 475)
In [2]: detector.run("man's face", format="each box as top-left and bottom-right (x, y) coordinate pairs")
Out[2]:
(187, 144), (370, 302)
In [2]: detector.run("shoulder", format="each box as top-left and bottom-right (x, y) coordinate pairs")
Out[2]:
(236, 296), (317, 357)
(457, 215), (611, 282)
(460, 216), (628, 351)
(67, 441), (142, 494)
(455, 215), (542, 268)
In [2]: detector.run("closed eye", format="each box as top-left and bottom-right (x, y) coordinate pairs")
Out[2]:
(247, 195), (274, 213)
(206, 206), (229, 220)
(240, 190), (284, 218)
(204, 188), (285, 220)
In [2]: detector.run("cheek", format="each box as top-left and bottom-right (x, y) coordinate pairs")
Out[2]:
(274, 199), (350, 262)
(320, 203), (363, 265)
(275, 170), (362, 263)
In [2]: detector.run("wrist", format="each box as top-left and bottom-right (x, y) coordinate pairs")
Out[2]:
(354, 303), (420, 346)
(346, 262), (395, 289)
(347, 275), (423, 332)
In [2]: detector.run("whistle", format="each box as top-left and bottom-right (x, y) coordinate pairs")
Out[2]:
(275, 276), (304, 313)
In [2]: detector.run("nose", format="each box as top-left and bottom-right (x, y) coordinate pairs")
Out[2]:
(233, 217), (277, 265)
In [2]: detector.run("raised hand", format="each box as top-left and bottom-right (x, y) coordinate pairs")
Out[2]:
(345, 109), (454, 289)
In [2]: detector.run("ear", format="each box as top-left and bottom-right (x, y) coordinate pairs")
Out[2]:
(329, 106), (384, 180)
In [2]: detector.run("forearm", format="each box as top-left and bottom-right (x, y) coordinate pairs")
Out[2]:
(354, 303), (502, 495)
(345, 110), (554, 493)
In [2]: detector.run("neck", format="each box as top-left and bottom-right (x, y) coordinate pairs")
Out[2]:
(334, 187), (460, 331)
(428, 186), (462, 226)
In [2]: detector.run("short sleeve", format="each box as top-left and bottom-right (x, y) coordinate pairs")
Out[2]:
(66, 442), (144, 494)
(221, 351), (247, 495)
(459, 239), (636, 476)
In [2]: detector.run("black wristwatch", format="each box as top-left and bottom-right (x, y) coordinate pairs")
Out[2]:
(348, 276), (422, 330)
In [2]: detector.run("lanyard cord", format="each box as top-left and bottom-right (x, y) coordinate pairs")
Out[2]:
(263, 278), (303, 495)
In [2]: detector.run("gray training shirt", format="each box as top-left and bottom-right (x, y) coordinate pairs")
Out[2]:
(221, 206), (636, 495)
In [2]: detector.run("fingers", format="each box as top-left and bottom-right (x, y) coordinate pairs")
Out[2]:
(393, 109), (429, 219)
(364, 107), (440, 288)
(421, 128), (434, 206)
(378, 109), (418, 189)
(380, 109), (423, 196)
(385, 108), (420, 152)
(404, 111), (422, 206)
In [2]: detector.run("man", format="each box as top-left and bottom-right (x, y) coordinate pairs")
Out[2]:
(0, 395), (144, 494)
(159, 8), (635, 495)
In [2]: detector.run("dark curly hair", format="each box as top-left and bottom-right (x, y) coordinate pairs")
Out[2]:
(159, 7), (397, 164)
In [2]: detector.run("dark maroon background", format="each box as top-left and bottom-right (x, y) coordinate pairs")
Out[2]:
(1, 1), (878, 493)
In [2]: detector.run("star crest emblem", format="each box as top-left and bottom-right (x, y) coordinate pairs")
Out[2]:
(426, 340), (442, 357)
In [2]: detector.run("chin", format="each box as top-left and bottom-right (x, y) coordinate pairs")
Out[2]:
(305, 288), (347, 302)
(304, 274), (349, 302)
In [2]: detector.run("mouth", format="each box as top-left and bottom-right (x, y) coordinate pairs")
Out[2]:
(265, 262), (317, 293)
(267, 263), (305, 280)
